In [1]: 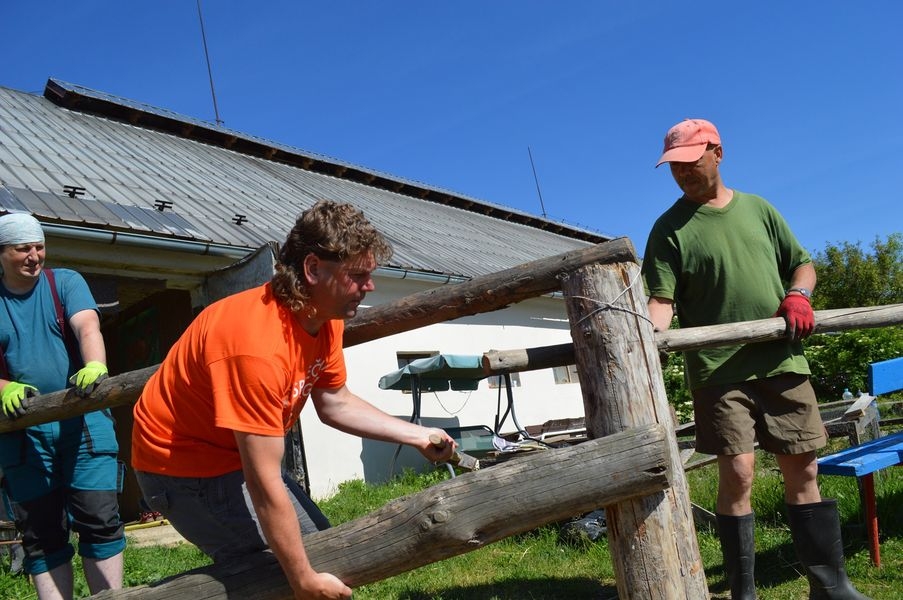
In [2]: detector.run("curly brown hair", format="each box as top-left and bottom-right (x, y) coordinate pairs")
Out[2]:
(271, 200), (392, 313)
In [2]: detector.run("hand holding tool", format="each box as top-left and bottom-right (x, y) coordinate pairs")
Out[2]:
(429, 433), (480, 471)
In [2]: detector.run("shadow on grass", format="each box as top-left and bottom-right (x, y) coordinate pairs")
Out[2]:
(878, 482), (903, 532)
(744, 540), (804, 590)
(392, 576), (618, 600)
(707, 520), (875, 594)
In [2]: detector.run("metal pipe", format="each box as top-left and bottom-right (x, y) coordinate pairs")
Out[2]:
(375, 266), (469, 285)
(43, 224), (556, 295)
(42, 223), (251, 259)
(375, 266), (563, 297)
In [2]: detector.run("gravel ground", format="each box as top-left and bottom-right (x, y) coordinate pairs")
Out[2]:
(124, 520), (190, 549)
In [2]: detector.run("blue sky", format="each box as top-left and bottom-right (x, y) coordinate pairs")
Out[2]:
(3, 1), (901, 257)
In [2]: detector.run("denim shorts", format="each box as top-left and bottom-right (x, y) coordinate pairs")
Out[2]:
(692, 373), (828, 456)
(135, 469), (330, 563)
(0, 414), (125, 574)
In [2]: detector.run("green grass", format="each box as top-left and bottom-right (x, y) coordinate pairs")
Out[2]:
(324, 460), (903, 600)
(685, 450), (903, 600)
(1, 452), (901, 599)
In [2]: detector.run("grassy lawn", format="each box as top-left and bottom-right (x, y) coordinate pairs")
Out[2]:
(1, 447), (901, 599)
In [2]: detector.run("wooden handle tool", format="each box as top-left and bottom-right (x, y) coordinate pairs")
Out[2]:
(429, 433), (480, 471)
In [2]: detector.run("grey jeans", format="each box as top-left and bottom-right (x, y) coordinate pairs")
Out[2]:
(135, 469), (330, 563)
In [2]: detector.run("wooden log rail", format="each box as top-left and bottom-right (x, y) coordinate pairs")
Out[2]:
(482, 303), (903, 374)
(561, 260), (708, 597)
(4, 305), (901, 433)
(0, 365), (156, 434)
(89, 423), (672, 599)
(342, 237), (638, 347)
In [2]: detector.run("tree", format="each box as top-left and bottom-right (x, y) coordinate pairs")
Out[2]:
(811, 233), (903, 310)
(807, 233), (903, 400)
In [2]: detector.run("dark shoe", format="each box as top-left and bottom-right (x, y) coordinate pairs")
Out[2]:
(716, 512), (757, 600)
(138, 510), (164, 524)
(786, 500), (871, 599)
(8, 542), (24, 575)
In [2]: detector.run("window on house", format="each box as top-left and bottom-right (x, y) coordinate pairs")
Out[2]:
(396, 351), (439, 368)
(553, 364), (580, 384)
(487, 372), (521, 389)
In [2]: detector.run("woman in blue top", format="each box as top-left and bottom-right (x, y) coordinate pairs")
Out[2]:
(0, 213), (124, 600)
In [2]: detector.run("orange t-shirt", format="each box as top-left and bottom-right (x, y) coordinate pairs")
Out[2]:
(131, 283), (346, 477)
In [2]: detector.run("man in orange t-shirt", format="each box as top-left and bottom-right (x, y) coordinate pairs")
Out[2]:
(132, 200), (456, 600)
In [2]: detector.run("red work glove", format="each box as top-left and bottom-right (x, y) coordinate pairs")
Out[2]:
(774, 294), (815, 340)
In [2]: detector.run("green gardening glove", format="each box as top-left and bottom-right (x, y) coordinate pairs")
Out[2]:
(1, 382), (37, 419)
(68, 361), (109, 397)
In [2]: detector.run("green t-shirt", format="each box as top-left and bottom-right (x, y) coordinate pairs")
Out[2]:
(641, 191), (812, 389)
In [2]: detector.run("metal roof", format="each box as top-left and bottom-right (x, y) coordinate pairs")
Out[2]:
(0, 79), (611, 279)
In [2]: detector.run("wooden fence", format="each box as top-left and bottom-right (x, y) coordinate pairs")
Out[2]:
(4, 238), (900, 598)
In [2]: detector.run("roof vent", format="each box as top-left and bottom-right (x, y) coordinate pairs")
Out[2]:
(154, 199), (173, 212)
(232, 214), (247, 225)
(63, 185), (85, 198)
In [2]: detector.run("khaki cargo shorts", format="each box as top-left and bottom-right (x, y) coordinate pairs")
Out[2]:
(692, 373), (827, 456)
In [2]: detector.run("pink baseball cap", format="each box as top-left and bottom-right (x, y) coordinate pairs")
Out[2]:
(655, 119), (721, 167)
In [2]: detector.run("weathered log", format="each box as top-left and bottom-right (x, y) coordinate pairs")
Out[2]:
(482, 303), (903, 374)
(90, 423), (672, 599)
(561, 261), (709, 598)
(342, 237), (637, 347)
(0, 366), (156, 434)
(657, 303), (903, 353)
(483, 345), (572, 374)
(482, 342), (575, 374)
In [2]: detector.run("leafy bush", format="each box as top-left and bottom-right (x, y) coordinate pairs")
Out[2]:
(806, 327), (903, 400)
(811, 233), (903, 310)
(661, 351), (693, 423)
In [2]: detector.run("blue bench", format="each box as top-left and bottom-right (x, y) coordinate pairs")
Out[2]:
(817, 356), (903, 567)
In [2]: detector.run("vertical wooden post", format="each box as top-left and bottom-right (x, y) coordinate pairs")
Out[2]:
(561, 261), (708, 599)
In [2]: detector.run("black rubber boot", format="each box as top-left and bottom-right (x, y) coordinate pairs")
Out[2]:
(716, 512), (757, 600)
(786, 500), (871, 599)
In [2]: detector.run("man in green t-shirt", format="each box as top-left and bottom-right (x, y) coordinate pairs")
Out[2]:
(642, 119), (868, 600)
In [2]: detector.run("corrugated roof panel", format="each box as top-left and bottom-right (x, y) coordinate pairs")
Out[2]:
(0, 139), (26, 167)
(104, 203), (156, 232)
(4, 186), (58, 218)
(34, 189), (86, 223)
(245, 163), (584, 275)
(4, 164), (50, 193)
(0, 186), (29, 212)
(65, 195), (130, 228)
(0, 163), (26, 188)
(0, 84), (607, 278)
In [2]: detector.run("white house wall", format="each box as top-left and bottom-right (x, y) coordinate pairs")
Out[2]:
(300, 276), (584, 499)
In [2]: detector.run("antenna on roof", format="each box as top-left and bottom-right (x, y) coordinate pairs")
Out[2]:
(527, 146), (548, 219)
(196, 0), (224, 126)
